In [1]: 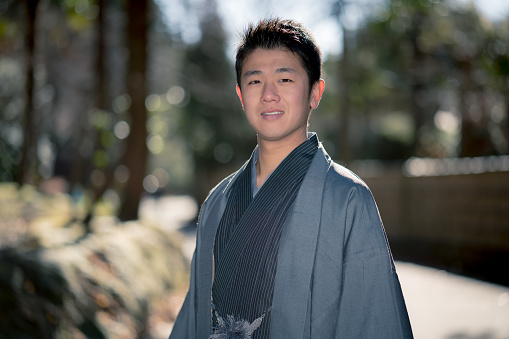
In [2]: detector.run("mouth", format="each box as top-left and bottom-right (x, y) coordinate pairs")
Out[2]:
(261, 111), (284, 116)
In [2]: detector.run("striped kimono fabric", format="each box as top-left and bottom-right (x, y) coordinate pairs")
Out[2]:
(212, 135), (318, 339)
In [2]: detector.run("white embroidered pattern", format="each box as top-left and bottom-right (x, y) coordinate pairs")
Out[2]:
(209, 312), (265, 339)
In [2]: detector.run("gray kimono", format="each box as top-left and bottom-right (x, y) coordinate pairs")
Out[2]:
(170, 141), (413, 338)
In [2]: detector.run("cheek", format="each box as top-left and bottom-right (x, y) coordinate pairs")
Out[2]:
(287, 91), (311, 112)
(242, 103), (257, 121)
(243, 101), (257, 117)
(240, 90), (258, 109)
(244, 110), (259, 130)
(285, 84), (309, 102)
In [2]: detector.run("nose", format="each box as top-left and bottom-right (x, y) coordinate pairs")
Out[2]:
(261, 82), (280, 103)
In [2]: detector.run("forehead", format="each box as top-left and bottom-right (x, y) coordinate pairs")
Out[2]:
(242, 48), (305, 74)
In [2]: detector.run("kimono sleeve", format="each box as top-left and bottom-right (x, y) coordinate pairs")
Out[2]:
(168, 176), (230, 339)
(168, 187), (214, 339)
(169, 240), (198, 338)
(335, 185), (413, 338)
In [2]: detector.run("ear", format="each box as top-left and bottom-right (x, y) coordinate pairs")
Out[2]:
(236, 85), (244, 110)
(310, 79), (325, 109)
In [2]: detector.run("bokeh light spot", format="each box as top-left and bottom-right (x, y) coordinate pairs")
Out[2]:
(147, 134), (164, 154)
(114, 121), (130, 140)
(143, 175), (159, 193)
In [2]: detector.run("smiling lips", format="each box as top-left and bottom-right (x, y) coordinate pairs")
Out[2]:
(261, 111), (284, 118)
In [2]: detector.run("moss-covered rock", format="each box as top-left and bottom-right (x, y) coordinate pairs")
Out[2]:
(0, 220), (189, 339)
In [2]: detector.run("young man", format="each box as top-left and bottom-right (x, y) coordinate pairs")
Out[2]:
(170, 18), (413, 339)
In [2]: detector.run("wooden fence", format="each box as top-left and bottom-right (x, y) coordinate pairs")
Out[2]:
(355, 158), (509, 286)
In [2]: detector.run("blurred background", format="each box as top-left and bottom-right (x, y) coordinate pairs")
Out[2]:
(0, 0), (508, 338)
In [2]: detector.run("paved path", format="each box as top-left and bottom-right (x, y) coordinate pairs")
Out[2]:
(141, 196), (509, 339)
(396, 262), (509, 339)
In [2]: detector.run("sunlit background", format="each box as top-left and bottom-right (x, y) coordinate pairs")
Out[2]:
(0, 0), (508, 338)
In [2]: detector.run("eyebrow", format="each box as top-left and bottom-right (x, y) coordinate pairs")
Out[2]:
(275, 67), (297, 74)
(243, 70), (262, 78)
(243, 67), (298, 78)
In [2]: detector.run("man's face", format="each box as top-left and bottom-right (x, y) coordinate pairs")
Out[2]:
(236, 48), (324, 146)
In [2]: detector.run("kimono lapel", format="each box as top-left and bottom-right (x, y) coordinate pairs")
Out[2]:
(195, 156), (252, 338)
(269, 145), (331, 338)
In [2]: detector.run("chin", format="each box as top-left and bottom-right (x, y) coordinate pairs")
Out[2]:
(257, 131), (304, 144)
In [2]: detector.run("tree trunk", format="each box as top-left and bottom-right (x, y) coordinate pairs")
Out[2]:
(70, 0), (106, 188)
(338, 27), (351, 165)
(457, 59), (495, 157)
(16, 0), (40, 185)
(408, 12), (427, 156)
(505, 94), (509, 153)
(333, 0), (352, 165)
(118, 0), (149, 221)
(81, 0), (113, 230)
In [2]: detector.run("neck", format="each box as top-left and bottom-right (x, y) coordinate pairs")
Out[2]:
(255, 132), (308, 188)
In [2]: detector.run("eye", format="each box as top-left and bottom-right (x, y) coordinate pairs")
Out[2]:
(248, 80), (261, 85)
(280, 78), (293, 83)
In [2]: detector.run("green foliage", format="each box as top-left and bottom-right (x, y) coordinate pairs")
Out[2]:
(1, 0), (508, 203)
(59, 0), (100, 31)
(319, 0), (509, 159)
(0, 58), (24, 181)
(177, 4), (256, 198)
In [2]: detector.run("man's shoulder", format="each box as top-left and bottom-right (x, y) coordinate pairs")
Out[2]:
(309, 145), (371, 193)
(204, 171), (237, 202)
(202, 161), (248, 205)
(197, 169), (240, 223)
(325, 159), (370, 192)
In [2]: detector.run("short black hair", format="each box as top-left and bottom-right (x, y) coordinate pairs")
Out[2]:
(235, 18), (322, 90)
